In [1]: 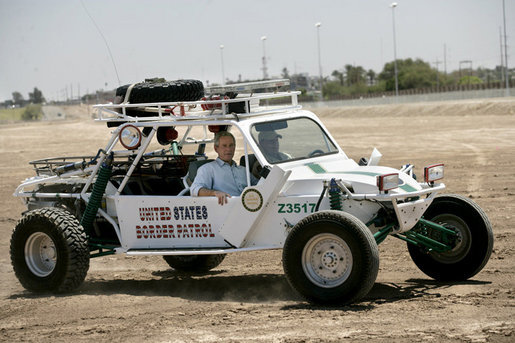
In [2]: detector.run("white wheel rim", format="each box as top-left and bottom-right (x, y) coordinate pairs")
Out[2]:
(25, 232), (57, 277)
(302, 233), (353, 288)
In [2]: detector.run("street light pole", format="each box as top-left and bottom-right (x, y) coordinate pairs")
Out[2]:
(502, 0), (510, 96)
(219, 45), (225, 86)
(261, 36), (268, 80)
(390, 2), (399, 97)
(315, 22), (323, 98)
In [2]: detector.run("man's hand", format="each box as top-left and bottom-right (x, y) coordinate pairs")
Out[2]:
(214, 190), (231, 205)
(198, 188), (231, 205)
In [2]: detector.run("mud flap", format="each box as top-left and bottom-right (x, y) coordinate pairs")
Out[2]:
(219, 166), (290, 247)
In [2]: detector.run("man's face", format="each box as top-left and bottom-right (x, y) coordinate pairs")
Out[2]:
(215, 135), (236, 163)
(260, 137), (279, 154)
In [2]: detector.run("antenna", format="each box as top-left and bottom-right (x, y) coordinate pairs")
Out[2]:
(80, 0), (121, 86)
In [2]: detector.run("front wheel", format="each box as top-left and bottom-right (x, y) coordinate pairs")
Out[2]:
(10, 208), (90, 292)
(407, 194), (493, 281)
(282, 210), (379, 305)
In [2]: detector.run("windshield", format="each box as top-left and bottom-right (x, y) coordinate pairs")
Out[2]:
(251, 117), (338, 164)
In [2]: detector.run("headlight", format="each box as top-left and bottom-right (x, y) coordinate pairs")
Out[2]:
(424, 163), (444, 183)
(377, 173), (399, 192)
(119, 124), (141, 150)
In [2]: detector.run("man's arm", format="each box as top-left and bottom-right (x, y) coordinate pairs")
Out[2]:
(197, 188), (231, 205)
(191, 162), (230, 205)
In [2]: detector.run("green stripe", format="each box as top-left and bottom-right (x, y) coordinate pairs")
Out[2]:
(306, 163), (327, 174)
(341, 171), (380, 177)
(400, 184), (418, 192)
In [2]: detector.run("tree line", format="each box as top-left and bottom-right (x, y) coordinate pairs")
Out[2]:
(319, 58), (512, 98)
(2, 87), (46, 108)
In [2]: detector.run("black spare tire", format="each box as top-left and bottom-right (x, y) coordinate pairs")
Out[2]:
(115, 79), (204, 104)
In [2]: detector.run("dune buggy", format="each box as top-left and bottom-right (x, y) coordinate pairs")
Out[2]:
(11, 79), (493, 304)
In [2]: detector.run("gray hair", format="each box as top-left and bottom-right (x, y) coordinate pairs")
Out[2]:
(214, 131), (235, 147)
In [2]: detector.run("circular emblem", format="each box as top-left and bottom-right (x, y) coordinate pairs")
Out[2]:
(241, 189), (263, 212)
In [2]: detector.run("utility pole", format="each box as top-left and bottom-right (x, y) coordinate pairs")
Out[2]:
(433, 59), (442, 89)
(443, 43), (447, 74)
(220, 45), (225, 86)
(500, 27), (505, 82)
(502, 0), (510, 96)
(315, 22), (323, 98)
(261, 36), (268, 80)
(390, 3), (399, 97)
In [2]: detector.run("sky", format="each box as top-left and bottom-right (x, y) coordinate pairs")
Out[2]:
(0, 0), (513, 102)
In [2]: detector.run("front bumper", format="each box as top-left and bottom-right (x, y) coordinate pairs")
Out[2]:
(334, 180), (445, 233)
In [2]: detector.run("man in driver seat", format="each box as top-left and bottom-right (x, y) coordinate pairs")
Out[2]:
(258, 131), (291, 163)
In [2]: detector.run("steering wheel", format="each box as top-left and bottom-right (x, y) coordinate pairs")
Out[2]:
(308, 149), (324, 157)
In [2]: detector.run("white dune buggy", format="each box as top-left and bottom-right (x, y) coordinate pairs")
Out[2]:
(11, 79), (493, 304)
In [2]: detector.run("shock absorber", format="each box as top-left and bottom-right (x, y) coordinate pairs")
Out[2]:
(80, 153), (113, 236)
(329, 178), (343, 211)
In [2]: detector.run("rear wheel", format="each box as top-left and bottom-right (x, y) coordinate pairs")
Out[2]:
(283, 210), (379, 305)
(10, 208), (90, 292)
(407, 194), (493, 281)
(163, 254), (226, 273)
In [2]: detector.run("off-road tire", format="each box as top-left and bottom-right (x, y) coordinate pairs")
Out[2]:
(282, 210), (379, 305)
(163, 254), (226, 273)
(10, 207), (90, 292)
(407, 194), (493, 281)
(115, 79), (204, 104)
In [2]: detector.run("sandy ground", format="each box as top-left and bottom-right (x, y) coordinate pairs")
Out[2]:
(0, 99), (514, 342)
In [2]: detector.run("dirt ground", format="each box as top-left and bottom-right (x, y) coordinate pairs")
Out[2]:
(0, 99), (514, 342)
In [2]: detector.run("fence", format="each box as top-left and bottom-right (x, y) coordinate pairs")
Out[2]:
(303, 85), (515, 108)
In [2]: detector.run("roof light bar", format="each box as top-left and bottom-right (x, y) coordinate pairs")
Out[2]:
(205, 79), (290, 95)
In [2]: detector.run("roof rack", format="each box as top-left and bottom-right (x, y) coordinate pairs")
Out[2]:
(94, 80), (301, 124)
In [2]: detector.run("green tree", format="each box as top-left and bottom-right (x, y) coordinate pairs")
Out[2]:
(331, 70), (344, 85)
(458, 75), (483, 85)
(322, 81), (345, 98)
(366, 69), (376, 85)
(343, 64), (366, 86)
(21, 104), (42, 121)
(281, 67), (290, 79)
(379, 58), (436, 91)
(12, 91), (24, 107)
(29, 87), (45, 104)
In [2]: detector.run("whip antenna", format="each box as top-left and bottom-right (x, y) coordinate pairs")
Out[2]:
(80, 0), (121, 86)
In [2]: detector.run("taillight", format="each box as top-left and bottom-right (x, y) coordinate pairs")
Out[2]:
(424, 164), (444, 183)
(157, 127), (178, 145)
(377, 173), (399, 192)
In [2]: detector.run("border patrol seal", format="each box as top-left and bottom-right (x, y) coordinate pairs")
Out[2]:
(241, 189), (263, 212)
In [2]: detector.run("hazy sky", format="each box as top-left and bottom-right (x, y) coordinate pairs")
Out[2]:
(1, 0), (513, 102)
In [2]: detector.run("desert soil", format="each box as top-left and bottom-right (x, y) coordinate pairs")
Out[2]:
(0, 99), (514, 342)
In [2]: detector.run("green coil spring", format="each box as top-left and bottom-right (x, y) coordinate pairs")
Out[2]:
(80, 154), (113, 236)
(328, 178), (343, 211)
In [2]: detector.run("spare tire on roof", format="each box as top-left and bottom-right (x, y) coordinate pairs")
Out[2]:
(115, 79), (204, 104)
(108, 79), (205, 127)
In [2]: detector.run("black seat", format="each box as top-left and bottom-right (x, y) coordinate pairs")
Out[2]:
(184, 159), (214, 186)
(239, 154), (257, 168)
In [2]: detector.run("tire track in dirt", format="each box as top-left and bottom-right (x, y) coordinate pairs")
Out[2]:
(461, 143), (486, 195)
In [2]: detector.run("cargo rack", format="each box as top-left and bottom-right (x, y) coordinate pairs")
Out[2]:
(93, 79), (301, 123)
